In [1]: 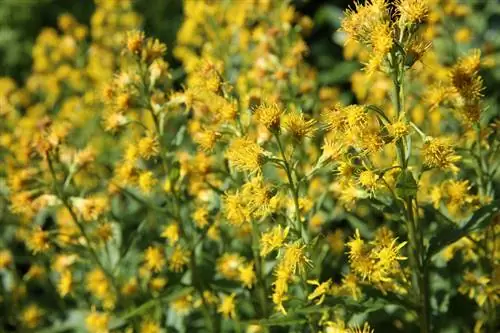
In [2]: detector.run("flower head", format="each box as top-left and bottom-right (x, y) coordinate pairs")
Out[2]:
(226, 137), (266, 173)
(283, 111), (316, 139)
(422, 137), (461, 173)
(138, 132), (160, 160)
(144, 246), (165, 272)
(126, 30), (145, 54)
(254, 103), (283, 132)
(396, 0), (429, 25)
(260, 225), (289, 257)
(239, 262), (256, 288)
(218, 293), (237, 319)
(168, 245), (190, 272)
(27, 228), (50, 254)
(85, 308), (110, 333)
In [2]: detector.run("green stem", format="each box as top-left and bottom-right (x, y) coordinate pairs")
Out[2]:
(187, 214), (216, 333)
(274, 134), (308, 242)
(138, 58), (168, 175)
(251, 220), (269, 317)
(475, 126), (497, 332)
(391, 53), (431, 332)
(190, 252), (216, 333)
(46, 153), (119, 296)
(149, 110), (169, 174)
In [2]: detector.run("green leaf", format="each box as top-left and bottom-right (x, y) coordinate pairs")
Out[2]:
(395, 169), (417, 199)
(314, 5), (344, 28)
(345, 212), (373, 238)
(36, 310), (87, 333)
(318, 61), (360, 85)
(427, 200), (500, 259)
(114, 286), (195, 326)
(246, 316), (307, 327)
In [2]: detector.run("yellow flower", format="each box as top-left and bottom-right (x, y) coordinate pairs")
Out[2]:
(346, 105), (368, 130)
(341, 0), (387, 46)
(348, 228), (407, 283)
(217, 253), (244, 280)
(347, 229), (365, 260)
(170, 294), (193, 316)
(0, 249), (13, 269)
(138, 171), (157, 193)
(321, 138), (343, 162)
(71, 196), (108, 222)
(121, 278), (139, 296)
(373, 239), (407, 280)
(254, 103), (283, 132)
(226, 137), (266, 173)
(149, 276), (168, 292)
(168, 245), (190, 272)
(21, 304), (43, 329)
(192, 206), (209, 228)
(218, 293), (237, 319)
(421, 137), (461, 173)
(223, 191), (251, 227)
(241, 176), (276, 218)
(27, 227), (50, 254)
(396, 0), (429, 25)
(194, 129), (220, 152)
(103, 110), (127, 133)
(95, 222), (114, 243)
(140, 320), (161, 333)
(450, 49), (483, 101)
(260, 225), (289, 257)
(58, 269), (72, 297)
(366, 22), (393, 74)
(388, 121), (410, 141)
(115, 161), (137, 185)
(144, 246), (165, 272)
(281, 242), (312, 276)
(358, 170), (379, 193)
(454, 27), (472, 44)
(307, 279), (332, 305)
(282, 111), (316, 139)
(85, 308), (110, 333)
(459, 271), (496, 307)
(126, 30), (145, 54)
(143, 38), (167, 63)
(239, 262), (256, 288)
(341, 273), (362, 300)
(86, 269), (114, 308)
(138, 132), (160, 160)
(161, 222), (180, 244)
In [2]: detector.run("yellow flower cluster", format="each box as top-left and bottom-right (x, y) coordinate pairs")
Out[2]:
(0, 0), (498, 332)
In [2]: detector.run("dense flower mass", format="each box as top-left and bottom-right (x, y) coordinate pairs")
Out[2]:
(0, 0), (498, 332)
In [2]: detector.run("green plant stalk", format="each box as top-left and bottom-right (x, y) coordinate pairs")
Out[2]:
(475, 125), (497, 333)
(407, 197), (431, 333)
(148, 101), (169, 175)
(189, 242), (216, 333)
(275, 133), (308, 243)
(137, 58), (169, 175)
(46, 153), (119, 296)
(251, 220), (269, 318)
(193, 265), (217, 332)
(391, 57), (431, 333)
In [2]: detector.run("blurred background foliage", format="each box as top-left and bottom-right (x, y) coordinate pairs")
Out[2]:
(1, 0), (499, 104)
(0, 0), (353, 83)
(0, 0), (183, 81)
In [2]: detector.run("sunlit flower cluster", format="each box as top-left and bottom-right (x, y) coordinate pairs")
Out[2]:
(0, 0), (498, 332)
